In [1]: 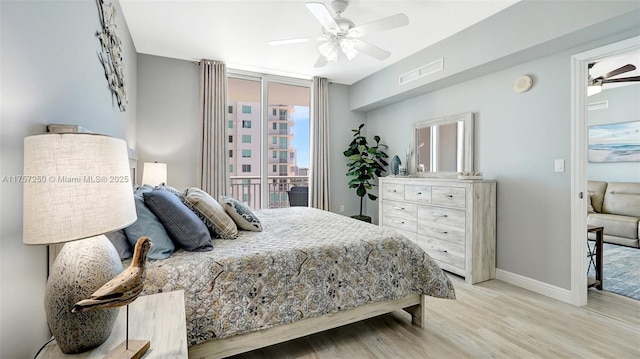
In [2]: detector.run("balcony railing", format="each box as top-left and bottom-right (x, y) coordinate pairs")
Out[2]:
(229, 175), (309, 209)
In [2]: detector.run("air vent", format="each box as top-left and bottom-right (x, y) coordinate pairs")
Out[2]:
(587, 101), (609, 111)
(399, 58), (444, 85)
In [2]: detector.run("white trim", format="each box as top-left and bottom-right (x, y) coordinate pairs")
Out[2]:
(570, 36), (640, 307)
(496, 269), (572, 304)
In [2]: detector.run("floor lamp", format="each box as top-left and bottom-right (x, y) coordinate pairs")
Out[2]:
(23, 133), (137, 354)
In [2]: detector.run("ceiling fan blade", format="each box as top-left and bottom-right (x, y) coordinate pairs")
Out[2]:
(268, 36), (324, 46)
(314, 55), (328, 68)
(595, 64), (636, 81)
(306, 2), (339, 33)
(348, 13), (409, 38)
(603, 76), (640, 83)
(353, 39), (390, 61)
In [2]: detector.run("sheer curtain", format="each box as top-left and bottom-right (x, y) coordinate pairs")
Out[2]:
(197, 59), (228, 199)
(310, 77), (330, 210)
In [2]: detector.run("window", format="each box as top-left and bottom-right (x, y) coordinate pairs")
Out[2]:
(228, 76), (310, 210)
(228, 135), (233, 143)
(228, 164), (233, 172)
(228, 120), (233, 129)
(228, 150), (233, 158)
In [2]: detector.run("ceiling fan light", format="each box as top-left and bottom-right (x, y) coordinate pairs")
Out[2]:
(340, 38), (358, 60)
(319, 41), (339, 62)
(587, 84), (602, 96)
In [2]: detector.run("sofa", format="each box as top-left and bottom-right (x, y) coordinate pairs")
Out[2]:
(587, 181), (640, 248)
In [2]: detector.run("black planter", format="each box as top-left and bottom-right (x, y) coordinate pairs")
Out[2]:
(351, 215), (372, 223)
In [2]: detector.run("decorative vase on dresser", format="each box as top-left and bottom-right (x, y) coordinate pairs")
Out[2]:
(378, 177), (496, 284)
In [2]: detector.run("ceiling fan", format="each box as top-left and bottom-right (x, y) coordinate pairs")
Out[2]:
(587, 62), (640, 96)
(268, 0), (409, 68)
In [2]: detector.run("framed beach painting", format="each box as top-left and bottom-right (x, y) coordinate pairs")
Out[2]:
(588, 120), (640, 163)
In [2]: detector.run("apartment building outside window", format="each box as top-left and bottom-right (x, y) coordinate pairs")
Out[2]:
(242, 149), (251, 158)
(242, 164), (251, 172)
(228, 135), (233, 143)
(242, 105), (251, 114)
(242, 135), (251, 143)
(242, 120), (251, 128)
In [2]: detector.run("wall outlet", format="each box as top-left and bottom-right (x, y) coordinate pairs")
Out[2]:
(340, 205), (345, 213)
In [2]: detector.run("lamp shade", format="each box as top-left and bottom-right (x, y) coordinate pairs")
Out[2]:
(23, 133), (136, 245)
(142, 162), (167, 186)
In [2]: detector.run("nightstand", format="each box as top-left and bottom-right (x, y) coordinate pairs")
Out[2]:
(37, 290), (187, 358)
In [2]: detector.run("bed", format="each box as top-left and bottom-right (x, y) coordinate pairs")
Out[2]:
(124, 206), (455, 358)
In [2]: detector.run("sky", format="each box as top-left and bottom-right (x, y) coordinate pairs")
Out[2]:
(291, 106), (310, 168)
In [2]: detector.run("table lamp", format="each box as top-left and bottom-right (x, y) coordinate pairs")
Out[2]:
(23, 133), (137, 354)
(142, 161), (167, 186)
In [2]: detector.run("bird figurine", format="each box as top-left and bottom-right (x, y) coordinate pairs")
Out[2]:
(72, 237), (152, 313)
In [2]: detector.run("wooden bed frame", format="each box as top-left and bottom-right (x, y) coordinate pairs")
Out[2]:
(188, 294), (428, 359)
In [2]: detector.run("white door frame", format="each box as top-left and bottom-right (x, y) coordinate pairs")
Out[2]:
(569, 36), (640, 306)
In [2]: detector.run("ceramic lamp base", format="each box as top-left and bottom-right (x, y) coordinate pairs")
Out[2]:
(45, 235), (123, 354)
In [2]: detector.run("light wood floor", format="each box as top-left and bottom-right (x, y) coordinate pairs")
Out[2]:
(230, 275), (640, 359)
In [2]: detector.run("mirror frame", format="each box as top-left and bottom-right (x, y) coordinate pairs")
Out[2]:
(412, 112), (474, 177)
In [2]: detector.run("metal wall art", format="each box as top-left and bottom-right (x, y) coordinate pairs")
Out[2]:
(96, 0), (127, 111)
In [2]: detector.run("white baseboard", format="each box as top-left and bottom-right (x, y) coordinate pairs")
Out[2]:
(496, 269), (572, 304)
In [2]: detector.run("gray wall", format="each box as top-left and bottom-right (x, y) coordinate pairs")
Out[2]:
(587, 85), (640, 182)
(137, 54), (200, 189)
(0, 1), (137, 357)
(328, 83), (366, 216)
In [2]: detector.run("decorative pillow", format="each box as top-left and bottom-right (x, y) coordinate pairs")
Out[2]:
(156, 184), (186, 201)
(143, 189), (213, 252)
(124, 186), (175, 260)
(185, 188), (238, 239)
(104, 229), (133, 260)
(219, 196), (263, 231)
(587, 194), (596, 214)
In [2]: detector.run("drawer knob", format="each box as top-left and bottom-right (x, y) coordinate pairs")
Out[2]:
(433, 213), (448, 218)
(446, 194), (454, 198)
(393, 206), (405, 210)
(416, 192), (422, 195)
(390, 189), (397, 193)
(442, 249), (448, 253)
(393, 220), (405, 224)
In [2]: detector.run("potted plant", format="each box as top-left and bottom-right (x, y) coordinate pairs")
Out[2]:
(343, 123), (389, 222)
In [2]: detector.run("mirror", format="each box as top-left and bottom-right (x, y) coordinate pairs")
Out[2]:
(413, 112), (474, 176)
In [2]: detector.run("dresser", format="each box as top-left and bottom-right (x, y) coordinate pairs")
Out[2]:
(378, 177), (496, 284)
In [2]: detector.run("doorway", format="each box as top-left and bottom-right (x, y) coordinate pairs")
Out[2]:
(570, 36), (640, 306)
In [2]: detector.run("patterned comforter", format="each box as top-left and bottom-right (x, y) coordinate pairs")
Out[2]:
(133, 207), (455, 346)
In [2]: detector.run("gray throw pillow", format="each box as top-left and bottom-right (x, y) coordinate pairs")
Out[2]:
(144, 189), (213, 252)
(124, 185), (175, 260)
(105, 229), (132, 260)
(219, 196), (263, 231)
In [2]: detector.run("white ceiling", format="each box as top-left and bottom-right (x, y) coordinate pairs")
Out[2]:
(120, 0), (520, 85)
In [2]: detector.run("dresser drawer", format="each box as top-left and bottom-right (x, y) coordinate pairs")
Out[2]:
(418, 205), (465, 229)
(387, 227), (417, 243)
(382, 183), (404, 200)
(383, 200), (417, 218)
(383, 214), (417, 233)
(404, 185), (431, 203)
(431, 186), (466, 208)
(418, 236), (465, 269)
(417, 222), (465, 246)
